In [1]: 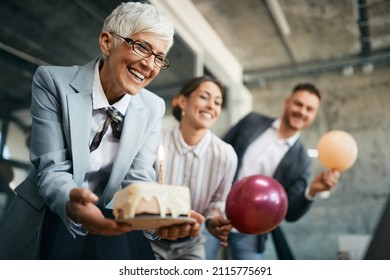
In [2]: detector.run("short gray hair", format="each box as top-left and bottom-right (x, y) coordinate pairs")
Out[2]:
(102, 2), (175, 50)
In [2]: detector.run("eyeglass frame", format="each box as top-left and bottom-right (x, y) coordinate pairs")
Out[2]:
(110, 32), (170, 70)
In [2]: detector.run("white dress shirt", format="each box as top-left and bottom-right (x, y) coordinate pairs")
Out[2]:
(82, 60), (131, 194)
(237, 118), (300, 181)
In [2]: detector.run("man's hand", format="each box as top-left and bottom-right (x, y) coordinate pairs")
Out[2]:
(157, 210), (205, 240)
(206, 213), (233, 247)
(67, 188), (132, 236)
(308, 170), (340, 197)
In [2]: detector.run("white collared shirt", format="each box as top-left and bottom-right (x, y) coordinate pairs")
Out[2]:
(237, 118), (300, 180)
(82, 60), (131, 194)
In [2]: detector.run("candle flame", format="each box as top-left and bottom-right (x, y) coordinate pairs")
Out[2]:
(158, 144), (164, 162)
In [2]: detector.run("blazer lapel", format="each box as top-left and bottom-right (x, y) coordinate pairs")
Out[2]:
(248, 115), (274, 145)
(67, 59), (96, 185)
(274, 139), (310, 188)
(68, 93), (92, 186)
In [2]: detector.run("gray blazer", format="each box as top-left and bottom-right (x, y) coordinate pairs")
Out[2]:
(0, 59), (165, 259)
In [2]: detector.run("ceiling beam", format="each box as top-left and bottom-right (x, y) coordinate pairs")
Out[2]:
(0, 41), (49, 66)
(265, 0), (291, 36)
(263, 0), (296, 65)
(244, 49), (390, 83)
(71, 0), (105, 23)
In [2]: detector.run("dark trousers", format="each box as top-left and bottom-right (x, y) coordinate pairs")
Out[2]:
(40, 208), (156, 260)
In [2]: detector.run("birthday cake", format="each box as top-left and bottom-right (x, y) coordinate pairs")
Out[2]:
(113, 182), (192, 222)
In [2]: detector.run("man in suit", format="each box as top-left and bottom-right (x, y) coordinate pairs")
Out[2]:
(0, 2), (203, 260)
(205, 83), (340, 260)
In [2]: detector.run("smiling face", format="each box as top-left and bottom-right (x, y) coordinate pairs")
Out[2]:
(98, 31), (170, 104)
(282, 89), (320, 132)
(179, 81), (223, 131)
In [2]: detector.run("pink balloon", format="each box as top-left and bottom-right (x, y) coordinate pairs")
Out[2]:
(317, 130), (358, 172)
(225, 175), (288, 234)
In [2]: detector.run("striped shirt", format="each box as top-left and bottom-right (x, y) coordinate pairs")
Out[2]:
(159, 124), (238, 219)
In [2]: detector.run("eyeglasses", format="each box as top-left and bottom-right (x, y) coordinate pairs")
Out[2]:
(111, 33), (170, 70)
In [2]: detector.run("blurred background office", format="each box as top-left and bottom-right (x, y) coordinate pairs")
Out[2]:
(0, 0), (389, 259)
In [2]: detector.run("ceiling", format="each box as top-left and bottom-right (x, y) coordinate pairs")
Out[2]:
(1, 0), (390, 126)
(192, 0), (390, 85)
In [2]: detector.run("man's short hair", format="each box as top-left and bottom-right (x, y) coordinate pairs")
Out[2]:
(292, 83), (322, 100)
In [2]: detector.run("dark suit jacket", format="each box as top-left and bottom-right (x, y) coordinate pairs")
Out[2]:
(224, 112), (314, 255)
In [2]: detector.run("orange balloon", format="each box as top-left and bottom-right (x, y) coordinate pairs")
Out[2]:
(317, 130), (358, 172)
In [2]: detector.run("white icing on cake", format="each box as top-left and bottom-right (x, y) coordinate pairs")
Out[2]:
(113, 182), (191, 220)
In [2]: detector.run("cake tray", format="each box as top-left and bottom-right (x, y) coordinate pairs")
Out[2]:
(116, 215), (197, 230)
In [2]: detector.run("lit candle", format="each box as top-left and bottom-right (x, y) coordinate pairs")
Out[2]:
(158, 144), (165, 184)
